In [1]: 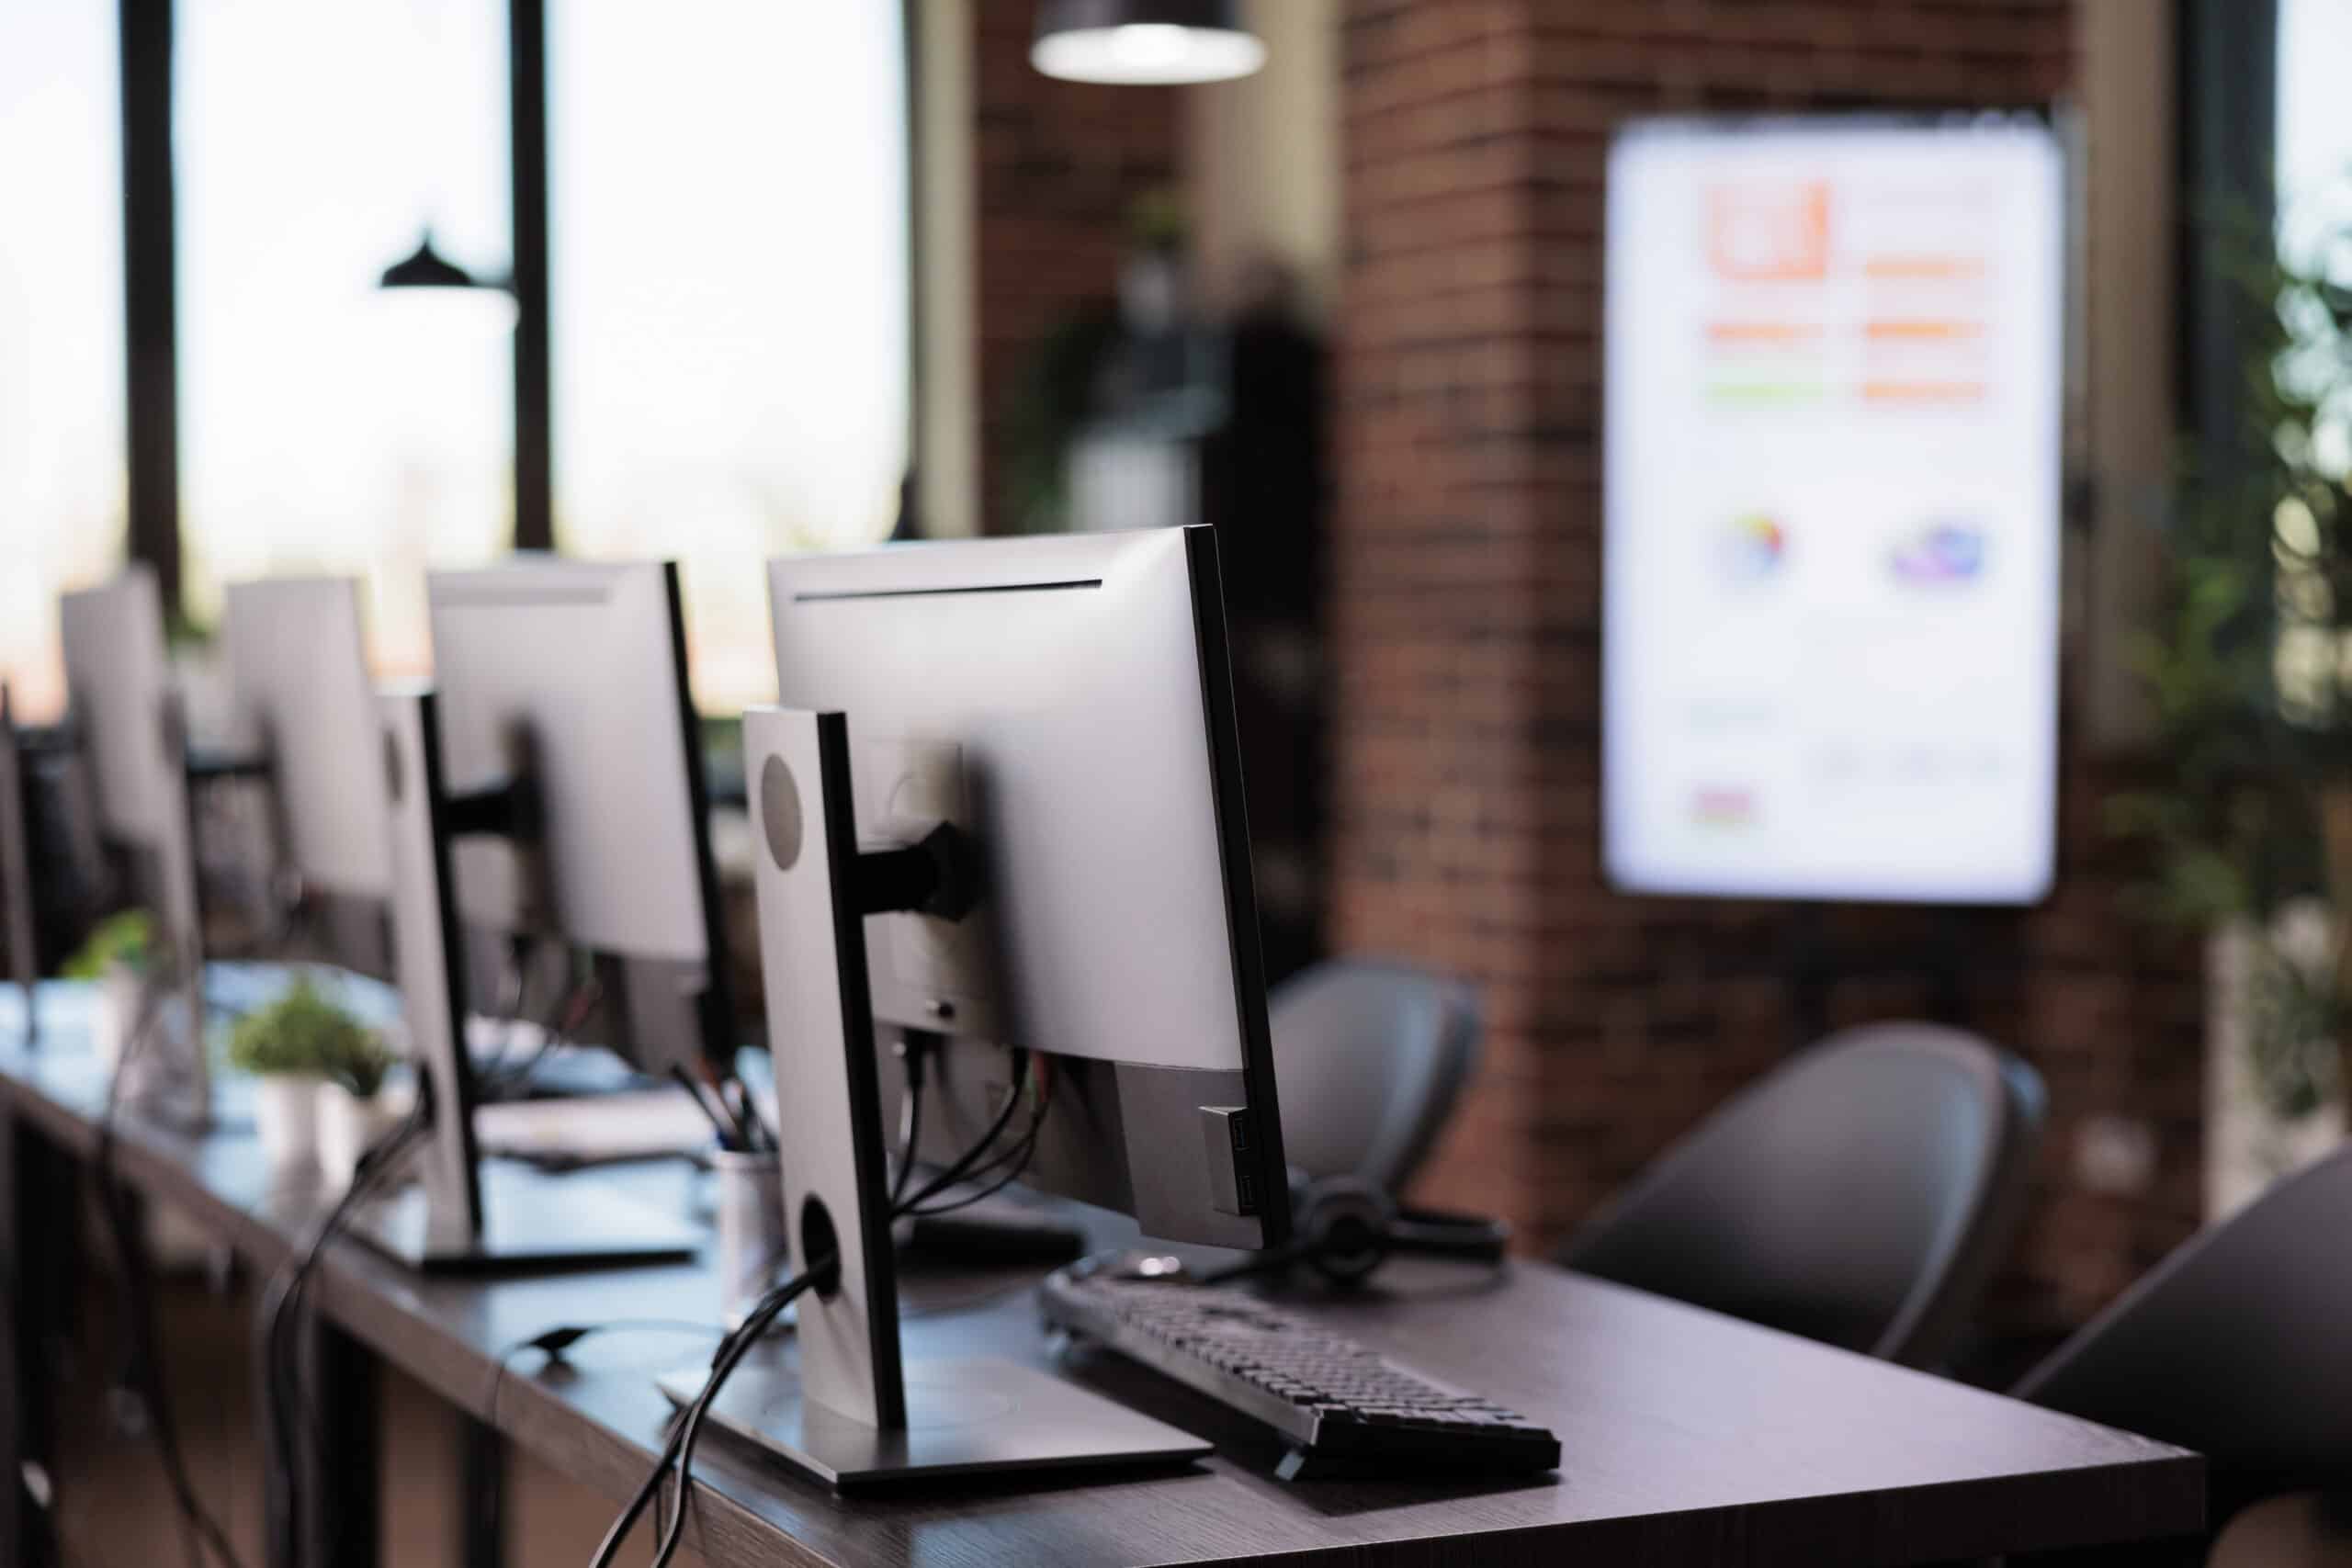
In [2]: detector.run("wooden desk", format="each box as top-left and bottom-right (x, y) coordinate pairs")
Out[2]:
(0, 998), (2203, 1567)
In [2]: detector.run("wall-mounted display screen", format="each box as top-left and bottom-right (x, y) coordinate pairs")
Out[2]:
(1602, 117), (2064, 904)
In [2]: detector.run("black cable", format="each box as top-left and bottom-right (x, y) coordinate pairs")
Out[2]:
(905, 1063), (1051, 1218)
(263, 1105), (431, 1506)
(467, 933), (548, 1088)
(586, 1048), (1046, 1566)
(254, 1100), (433, 1566)
(1193, 1238), (1328, 1287)
(90, 996), (198, 1568)
(586, 1260), (835, 1568)
(893, 1048), (1031, 1215)
(477, 971), (600, 1101)
(258, 1117), (423, 1562)
(90, 974), (248, 1568)
(480, 1319), (719, 1562)
(902, 1133), (1044, 1217)
(648, 1263), (832, 1568)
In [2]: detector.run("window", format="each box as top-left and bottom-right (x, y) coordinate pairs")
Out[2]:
(2268, 0), (2352, 720)
(550, 0), (910, 711)
(2277, 0), (2352, 273)
(175, 0), (514, 679)
(0, 2), (125, 720)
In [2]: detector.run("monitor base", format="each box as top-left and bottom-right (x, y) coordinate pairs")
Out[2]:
(345, 1159), (698, 1271)
(655, 1355), (1211, 1489)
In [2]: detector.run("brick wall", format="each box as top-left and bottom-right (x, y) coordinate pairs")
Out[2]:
(970, 0), (1182, 536)
(1330, 0), (2202, 1332)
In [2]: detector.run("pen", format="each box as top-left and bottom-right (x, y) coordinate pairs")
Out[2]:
(721, 1077), (773, 1151)
(671, 1064), (741, 1152)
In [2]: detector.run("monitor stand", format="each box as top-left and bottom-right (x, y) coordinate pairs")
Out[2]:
(353, 690), (696, 1270)
(0, 685), (39, 1045)
(656, 705), (1209, 1488)
(126, 689), (214, 1131)
(109, 976), (213, 1130)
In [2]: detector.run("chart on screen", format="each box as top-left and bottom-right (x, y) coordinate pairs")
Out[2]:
(1603, 117), (2064, 904)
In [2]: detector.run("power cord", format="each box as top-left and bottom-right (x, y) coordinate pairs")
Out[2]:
(585, 1260), (836, 1568)
(477, 971), (603, 1101)
(903, 1056), (1052, 1218)
(470, 937), (596, 1095)
(254, 1094), (434, 1567)
(480, 1319), (721, 1561)
(892, 1048), (1032, 1215)
(587, 1049), (1047, 1565)
(90, 972), (248, 1568)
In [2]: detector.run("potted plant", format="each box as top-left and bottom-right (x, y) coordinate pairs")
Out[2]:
(2112, 193), (2352, 1214)
(60, 909), (156, 1073)
(316, 1027), (404, 1191)
(228, 975), (370, 1178)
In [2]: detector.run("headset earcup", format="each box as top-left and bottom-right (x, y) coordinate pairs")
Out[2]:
(1386, 1204), (1510, 1265)
(1294, 1175), (1396, 1287)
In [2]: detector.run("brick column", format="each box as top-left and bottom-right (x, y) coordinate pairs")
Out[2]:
(1331, 0), (2200, 1328)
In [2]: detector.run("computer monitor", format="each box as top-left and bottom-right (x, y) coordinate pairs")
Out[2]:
(774, 525), (1286, 1246)
(58, 568), (209, 1120)
(220, 578), (398, 976)
(680, 525), (1289, 1484)
(426, 558), (736, 1074)
(334, 557), (722, 1269)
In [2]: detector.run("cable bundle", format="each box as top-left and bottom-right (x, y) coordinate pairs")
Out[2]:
(586, 1046), (1053, 1565)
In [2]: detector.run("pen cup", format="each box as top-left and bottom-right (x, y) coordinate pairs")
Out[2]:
(714, 1147), (791, 1332)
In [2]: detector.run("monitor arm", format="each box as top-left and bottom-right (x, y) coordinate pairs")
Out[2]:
(850, 823), (979, 921)
(182, 750), (270, 785)
(440, 775), (538, 841)
(437, 725), (554, 942)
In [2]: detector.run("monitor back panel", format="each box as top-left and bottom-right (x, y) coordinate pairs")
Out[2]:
(427, 559), (711, 964)
(59, 569), (178, 848)
(222, 577), (395, 901)
(770, 528), (1249, 1078)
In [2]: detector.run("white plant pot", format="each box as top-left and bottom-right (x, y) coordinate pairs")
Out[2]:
(316, 1082), (406, 1191)
(89, 964), (144, 1075)
(254, 1073), (327, 1179)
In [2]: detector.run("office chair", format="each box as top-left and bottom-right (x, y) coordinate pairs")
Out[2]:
(2015, 1145), (2352, 1519)
(1557, 1022), (2045, 1369)
(1268, 958), (1481, 1192)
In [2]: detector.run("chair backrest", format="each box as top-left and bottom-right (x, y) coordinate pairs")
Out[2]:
(1268, 958), (1481, 1193)
(1557, 1022), (2045, 1368)
(2014, 1145), (2352, 1487)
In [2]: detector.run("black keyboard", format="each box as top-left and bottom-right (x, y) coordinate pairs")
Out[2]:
(1040, 1259), (1562, 1481)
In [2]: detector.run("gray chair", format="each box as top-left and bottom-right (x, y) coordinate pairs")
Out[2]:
(1268, 958), (1480, 1192)
(1557, 1022), (2045, 1369)
(2015, 1146), (2352, 1503)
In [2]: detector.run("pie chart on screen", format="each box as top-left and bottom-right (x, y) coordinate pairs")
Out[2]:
(1722, 513), (1788, 582)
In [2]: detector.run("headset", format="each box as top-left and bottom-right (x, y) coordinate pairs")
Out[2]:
(1203, 1169), (1510, 1288)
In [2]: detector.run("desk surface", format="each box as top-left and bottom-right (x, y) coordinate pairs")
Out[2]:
(0, 996), (2202, 1568)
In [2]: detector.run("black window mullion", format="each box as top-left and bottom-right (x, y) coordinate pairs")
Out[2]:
(120, 0), (180, 615)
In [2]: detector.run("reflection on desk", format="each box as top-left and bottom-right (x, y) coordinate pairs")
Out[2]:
(473, 1088), (715, 1171)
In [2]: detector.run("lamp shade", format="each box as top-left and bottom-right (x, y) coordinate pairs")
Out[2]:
(1032, 0), (1265, 85)
(377, 229), (519, 333)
